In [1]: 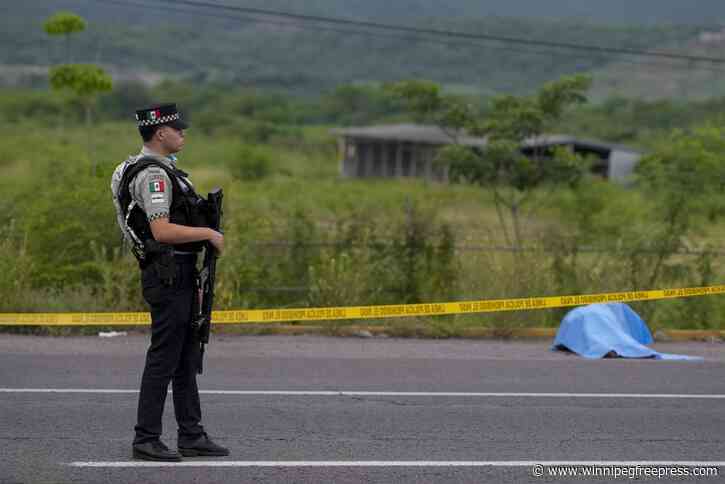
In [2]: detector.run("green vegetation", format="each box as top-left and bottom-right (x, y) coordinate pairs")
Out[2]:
(390, 76), (593, 249)
(43, 11), (86, 64)
(2, 2), (707, 97)
(44, 11), (113, 174)
(3, 76), (725, 335)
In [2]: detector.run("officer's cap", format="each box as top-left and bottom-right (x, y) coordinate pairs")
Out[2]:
(135, 103), (188, 130)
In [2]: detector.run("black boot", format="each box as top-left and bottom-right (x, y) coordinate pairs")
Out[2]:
(178, 433), (230, 457)
(133, 440), (183, 461)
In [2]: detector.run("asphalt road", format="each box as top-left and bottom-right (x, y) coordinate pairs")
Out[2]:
(1, 334), (724, 484)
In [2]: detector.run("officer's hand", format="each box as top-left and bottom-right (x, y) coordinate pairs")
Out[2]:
(208, 230), (224, 256)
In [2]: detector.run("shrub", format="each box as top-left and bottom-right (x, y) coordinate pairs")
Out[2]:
(227, 144), (272, 181)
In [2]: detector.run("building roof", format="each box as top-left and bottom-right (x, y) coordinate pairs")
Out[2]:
(332, 124), (640, 154)
(523, 135), (641, 155)
(331, 124), (488, 147)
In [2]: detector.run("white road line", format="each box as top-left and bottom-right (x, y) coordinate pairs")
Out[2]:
(0, 389), (139, 394)
(2, 389), (725, 399)
(68, 461), (725, 468)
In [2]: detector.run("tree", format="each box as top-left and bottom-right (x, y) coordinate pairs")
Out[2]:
(49, 64), (113, 173)
(550, 125), (725, 324)
(390, 75), (592, 250)
(385, 80), (445, 124)
(322, 84), (403, 125)
(43, 12), (86, 63)
(633, 126), (725, 289)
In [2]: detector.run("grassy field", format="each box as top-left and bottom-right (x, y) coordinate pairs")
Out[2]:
(2, 112), (725, 335)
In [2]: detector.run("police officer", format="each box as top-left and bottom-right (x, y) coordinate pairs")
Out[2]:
(110, 104), (228, 461)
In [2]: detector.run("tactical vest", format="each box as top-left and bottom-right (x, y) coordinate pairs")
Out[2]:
(117, 156), (210, 262)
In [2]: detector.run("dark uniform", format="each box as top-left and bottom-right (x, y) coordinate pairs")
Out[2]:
(110, 104), (228, 461)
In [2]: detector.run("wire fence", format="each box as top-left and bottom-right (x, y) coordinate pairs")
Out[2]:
(247, 240), (725, 256)
(234, 240), (724, 294)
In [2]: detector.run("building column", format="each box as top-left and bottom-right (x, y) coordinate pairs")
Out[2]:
(372, 143), (381, 176)
(355, 141), (365, 177)
(362, 143), (370, 177)
(395, 142), (403, 177)
(338, 138), (348, 177)
(425, 147), (433, 180)
(383, 142), (391, 177)
(409, 146), (418, 177)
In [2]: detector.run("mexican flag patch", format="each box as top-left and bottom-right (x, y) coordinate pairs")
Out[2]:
(149, 180), (165, 193)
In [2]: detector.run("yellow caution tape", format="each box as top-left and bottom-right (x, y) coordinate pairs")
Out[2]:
(1, 284), (724, 326)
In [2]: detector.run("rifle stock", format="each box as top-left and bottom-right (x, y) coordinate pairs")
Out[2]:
(194, 187), (223, 374)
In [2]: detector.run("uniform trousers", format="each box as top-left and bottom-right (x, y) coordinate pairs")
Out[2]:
(133, 254), (205, 445)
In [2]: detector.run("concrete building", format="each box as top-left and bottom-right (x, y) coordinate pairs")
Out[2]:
(332, 124), (641, 183)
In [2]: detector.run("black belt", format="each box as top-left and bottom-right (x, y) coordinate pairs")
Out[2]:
(173, 253), (198, 263)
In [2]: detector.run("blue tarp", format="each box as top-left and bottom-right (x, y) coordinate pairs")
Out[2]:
(552, 303), (702, 360)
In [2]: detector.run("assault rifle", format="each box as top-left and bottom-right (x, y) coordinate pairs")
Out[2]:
(193, 187), (223, 375)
